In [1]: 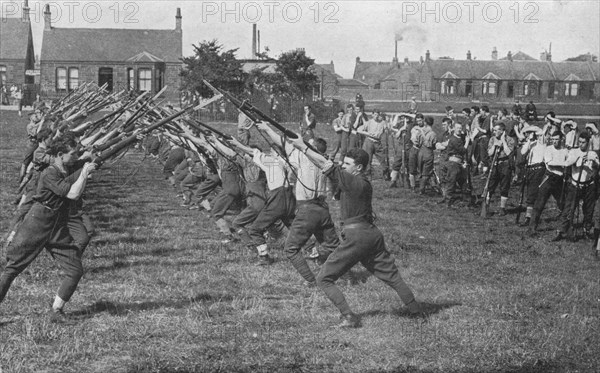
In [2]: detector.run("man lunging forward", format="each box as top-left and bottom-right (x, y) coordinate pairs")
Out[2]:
(286, 132), (422, 328)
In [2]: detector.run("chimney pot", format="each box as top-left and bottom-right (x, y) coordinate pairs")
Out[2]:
(425, 50), (430, 61)
(44, 4), (51, 30)
(507, 51), (513, 61)
(22, 0), (30, 22)
(252, 24), (257, 59)
(492, 47), (498, 60)
(467, 50), (472, 60)
(175, 8), (182, 31)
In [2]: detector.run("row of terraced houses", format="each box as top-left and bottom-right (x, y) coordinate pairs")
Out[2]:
(1, 1), (599, 109)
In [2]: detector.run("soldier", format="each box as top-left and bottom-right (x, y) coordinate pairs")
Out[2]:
(0, 138), (97, 323)
(388, 114), (413, 189)
(329, 109), (345, 162)
(408, 114), (424, 191)
(228, 137), (295, 265)
(357, 111), (389, 179)
(257, 121), (340, 285)
(301, 105), (317, 141)
(437, 122), (467, 205)
(518, 126), (546, 226)
(339, 104), (356, 162)
(284, 139), (422, 328)
(417, 116), (437, 194)
(485, 123), (516, 216)
(551, 131), (599, 242)
(528, 131), (568, 234)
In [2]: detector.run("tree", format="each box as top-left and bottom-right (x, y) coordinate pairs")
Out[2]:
(276, 49), (318, 100)
(565, 53), (597, 62)
(180, 40), (246, 98)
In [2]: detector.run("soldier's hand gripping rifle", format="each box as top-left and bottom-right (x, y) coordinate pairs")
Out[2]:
(480, 145), (500, 218)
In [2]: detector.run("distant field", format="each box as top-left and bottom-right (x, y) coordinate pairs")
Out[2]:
(0, 110), (599, 373)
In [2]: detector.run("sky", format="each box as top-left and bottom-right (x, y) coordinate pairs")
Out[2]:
(3, 0), (599, 78)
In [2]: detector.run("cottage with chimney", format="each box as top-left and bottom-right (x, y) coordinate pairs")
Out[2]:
(40, 5), (183, 101)
(354, 46), (600, 103)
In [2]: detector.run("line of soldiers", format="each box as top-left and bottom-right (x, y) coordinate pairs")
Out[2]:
(2, 83), (429, 328)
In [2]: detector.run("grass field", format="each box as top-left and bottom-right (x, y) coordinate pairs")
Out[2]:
(0, 110), (599, 373)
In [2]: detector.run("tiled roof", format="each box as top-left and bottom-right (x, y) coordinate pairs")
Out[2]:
(338, 79), (369, 87)
(353, 57), (600, 85)
(0, 18), (32, 60)
(353, 61), (396, 86)
(41, 27), (182, 63)
(551, 61), (598, 81)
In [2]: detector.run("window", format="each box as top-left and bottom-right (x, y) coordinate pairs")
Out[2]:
(0, 65), (6, 86)
(482, 81), (497, 95)
(441, 80), (455, 94)
(127, 68), (135, 90)
(138, 68), (151, 91)
(155, 68), (164, 92)
(507, 82), (514, 98)
(565, 83), (578, 97)
(56, 67), (67, 91)
(68, 68), (79, 90)
(548, 82), (555, 99)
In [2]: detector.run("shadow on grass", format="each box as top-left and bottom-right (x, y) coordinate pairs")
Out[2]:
(359, 300), (461, 320)
(71, 292), (234, 318)
(365, 358), (579, 373)
(87, 258), (211, 273)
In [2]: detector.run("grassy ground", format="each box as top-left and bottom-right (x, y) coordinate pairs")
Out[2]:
(0, 111), (599, 373)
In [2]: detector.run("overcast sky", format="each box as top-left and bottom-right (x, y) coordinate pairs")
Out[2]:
(5, 0), (599, 78)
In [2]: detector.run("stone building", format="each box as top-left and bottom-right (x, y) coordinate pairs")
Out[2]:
(40, 5), (183, 102)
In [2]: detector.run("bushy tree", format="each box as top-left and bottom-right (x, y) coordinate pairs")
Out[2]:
(180, 40), (246, 98)
(248, 49), (318, 101)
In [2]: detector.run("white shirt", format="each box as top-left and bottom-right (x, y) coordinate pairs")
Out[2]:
(566, 148), (599, 183)
(287, 147), (328, 200)
(543, 146), (569, 176)
(252, 149), (288, 191)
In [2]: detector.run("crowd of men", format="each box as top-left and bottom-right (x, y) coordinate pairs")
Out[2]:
(2, 84), (599, 329)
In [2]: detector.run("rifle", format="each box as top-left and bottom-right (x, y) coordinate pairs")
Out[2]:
(203, 80), (318, 153)
(480, 145), (500, 218)
(515, 142), (535, 223)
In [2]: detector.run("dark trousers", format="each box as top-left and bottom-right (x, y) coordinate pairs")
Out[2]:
(531, 172), (564, 227)
(525, 166), (545, 206)
(474, 136), (490, 168)
(559, 183), (596, 234)
(408, 147), (420, 175)
(316, 221), (415, 316)
(362, 138), (389, 177)
(440, 161), (465, 198)
(418, 147), (435, 190)
(284, 200), (340, 283)
(232, 180), (268, 243)
(195, 174), (221, 201)
(211, 171), (242, 220)
(162, 148), (186, 178)
(0, 203), (84, 303)
(248, 186), (296, 246)
(488, 160), (512, 198)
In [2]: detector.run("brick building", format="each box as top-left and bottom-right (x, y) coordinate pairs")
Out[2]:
(40, 5), (183, 102)
(354, 49), (600, 104)
(0, 0), (36, 102)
